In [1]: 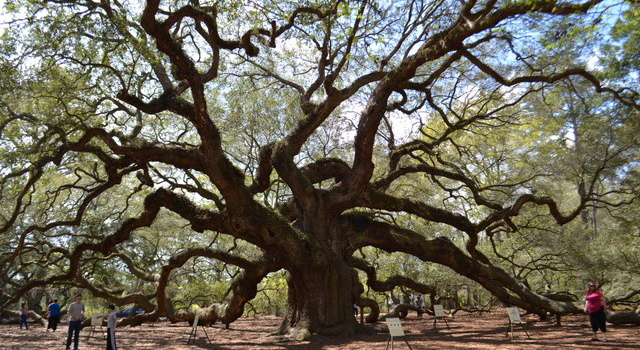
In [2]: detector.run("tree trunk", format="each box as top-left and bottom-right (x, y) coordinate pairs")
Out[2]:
(278, 257), (362, 339)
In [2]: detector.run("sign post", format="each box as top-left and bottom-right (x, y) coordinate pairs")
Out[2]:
(385, 318), (413, 350)
(432, 304), (450, 330)
(187, 308), (211, 345)
(505, 307), (531, 340)
(87, 315), (105, 339)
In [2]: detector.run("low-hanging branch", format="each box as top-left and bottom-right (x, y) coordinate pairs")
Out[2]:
(350, 219), (583, 317)
(349, 257), (436, 296)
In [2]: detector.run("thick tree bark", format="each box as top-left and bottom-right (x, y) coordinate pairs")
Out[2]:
(279, 256), (362, 339)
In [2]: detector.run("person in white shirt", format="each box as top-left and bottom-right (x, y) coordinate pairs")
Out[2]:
(106, 305), (117, 350)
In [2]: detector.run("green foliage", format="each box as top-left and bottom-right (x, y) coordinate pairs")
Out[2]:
(1, 0), (638, 323)
(247, 271), (288, 316)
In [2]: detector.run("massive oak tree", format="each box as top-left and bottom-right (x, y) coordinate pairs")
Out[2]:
(1, 0), (638, 338)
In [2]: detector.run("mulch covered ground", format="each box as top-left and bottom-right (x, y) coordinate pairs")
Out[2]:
(1, 311), (638, 349)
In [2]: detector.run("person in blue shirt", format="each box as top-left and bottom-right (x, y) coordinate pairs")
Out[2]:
(47, 299), (61, 331)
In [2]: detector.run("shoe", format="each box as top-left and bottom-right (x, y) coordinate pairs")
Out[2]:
(590, 337), (599, 341)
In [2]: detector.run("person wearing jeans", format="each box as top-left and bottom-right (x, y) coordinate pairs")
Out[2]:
(66, 295), (85, 350)
(19, 303), (28, 329)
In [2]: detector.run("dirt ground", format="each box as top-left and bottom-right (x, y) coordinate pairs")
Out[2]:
(1, 311), (638, 349)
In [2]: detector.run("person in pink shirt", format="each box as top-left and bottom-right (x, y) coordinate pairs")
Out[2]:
(584, 282), (607, 341)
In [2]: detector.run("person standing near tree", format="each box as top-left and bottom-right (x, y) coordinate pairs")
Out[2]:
(416, 294), (425, 318)
(105, 304), (117, 350)
(584, 282), (608, 342)
(48, 298), (61, 331)
(19, 303), (28, 329)
(45, 300), (52, 330)
(66, 294), (85, 350)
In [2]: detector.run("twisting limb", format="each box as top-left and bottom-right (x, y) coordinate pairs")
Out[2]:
(161, 251), (280, 327)
(349, 219), (583, 317)
(75, 274), (156, 314)
(0, 187), (228, 308)
(331, 0), (610, 209)
(372, 164), (503, 210)
(459, 48), (640, 109)
(0, 309), (47, 327)
(349, 256), (436, 322)
(349, 257), (437, 296)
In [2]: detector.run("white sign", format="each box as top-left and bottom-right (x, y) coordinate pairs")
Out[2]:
(91, 315), (102, 327)
(506, 307), (522, 323)
(386, 317), (405, 337)
(433, 304), (445, 318)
